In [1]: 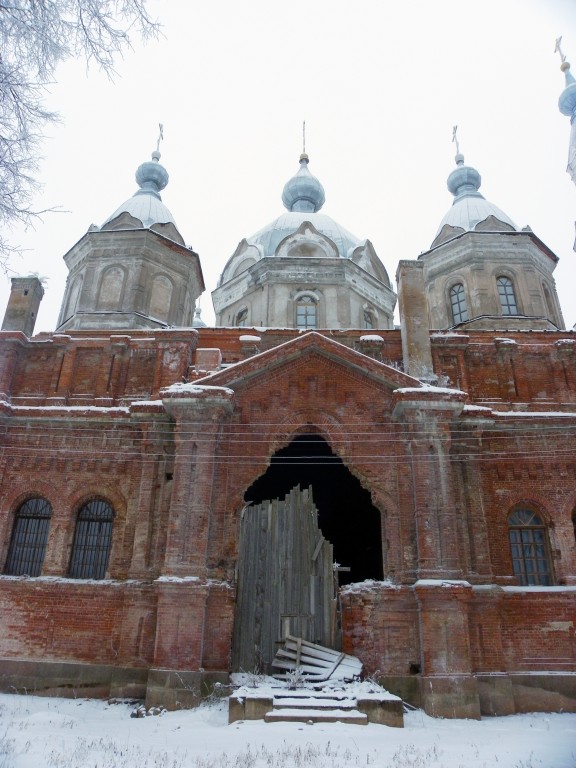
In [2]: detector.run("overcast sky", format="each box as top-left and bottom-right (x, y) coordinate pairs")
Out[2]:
(1, 0), (576, 331)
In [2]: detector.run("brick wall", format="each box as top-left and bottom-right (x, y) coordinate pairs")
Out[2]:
(0, 579), (156, 666)
(1, 326), (575, 713)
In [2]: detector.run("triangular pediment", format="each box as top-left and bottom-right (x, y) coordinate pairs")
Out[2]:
(474, 215), (516, 233)
(275, 221), (339, 259)
(430, 223), (466, 248)
(194, 331), (421, 392)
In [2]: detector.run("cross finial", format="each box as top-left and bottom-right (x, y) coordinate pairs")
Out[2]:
(156, 123), (164, 153)
(452, 125), (460, 155)
(302, 120), (306, 155)
(555, 36), (566, 64)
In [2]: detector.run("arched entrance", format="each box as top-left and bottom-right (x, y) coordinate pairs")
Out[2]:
(245, 433), (383, 584)
(232, 433), (383, 673)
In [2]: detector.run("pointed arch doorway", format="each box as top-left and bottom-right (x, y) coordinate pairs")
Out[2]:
(231, 433), (383, 674)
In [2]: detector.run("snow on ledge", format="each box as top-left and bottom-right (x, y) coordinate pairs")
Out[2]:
(161, 382), (234, 396)
(394, 385), (466, 396)
(340, 579), (400, 594)
(155, 575), (200, 583)
(155, 576), (233, 589)
(462, 404), (493, 413)
(359, 334), (384, 343)
(501, 585), (576, 593)
(414, 579), (472, 588)
(0, 402), (130, 415)
(0, 575), (144, 586)
(494, 411), (576, 418)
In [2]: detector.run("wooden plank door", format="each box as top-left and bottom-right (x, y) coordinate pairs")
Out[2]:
(231, 485), (337, 674)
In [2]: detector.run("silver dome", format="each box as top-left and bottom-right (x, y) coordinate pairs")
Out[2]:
(434, 153), (516, 241)
(103, 150), (179, 230)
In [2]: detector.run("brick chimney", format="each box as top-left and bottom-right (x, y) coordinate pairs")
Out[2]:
(1, 276), (44, 337)
(396, 260), (434, 380)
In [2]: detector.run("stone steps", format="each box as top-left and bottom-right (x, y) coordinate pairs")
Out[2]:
(271, 695), (357, 709)
(229, 683), (405, 727)
(265, 706), (368, 724)
(264, 691), (368, 724)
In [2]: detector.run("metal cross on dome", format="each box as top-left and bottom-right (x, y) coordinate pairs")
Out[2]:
(452, 124), (460, 155)
(555, 36), (566, 64)
(156, 123), (164, 153)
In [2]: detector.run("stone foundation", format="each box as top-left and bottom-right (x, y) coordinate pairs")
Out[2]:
(0, 658), (148, 700)
(144, 669), (230, 710)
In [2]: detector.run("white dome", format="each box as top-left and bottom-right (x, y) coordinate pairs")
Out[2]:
(248, 211), (362, 259)
(102, 151), (180, 232)
(433, 154), (517, 244)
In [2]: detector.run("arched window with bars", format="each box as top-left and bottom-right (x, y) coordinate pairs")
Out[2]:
(508, 508), (553, 586)
(69, 499), (114, 580)
(4, 497), (52, 577)
(497, 276), (519, 315)
(449, 283), (468, 325)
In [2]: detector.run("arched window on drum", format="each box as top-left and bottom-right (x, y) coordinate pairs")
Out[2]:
(295, 295), (318, 330)
(449, 283), (468, 325)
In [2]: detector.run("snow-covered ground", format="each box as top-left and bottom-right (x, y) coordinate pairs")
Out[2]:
(0, 691), (575, 768)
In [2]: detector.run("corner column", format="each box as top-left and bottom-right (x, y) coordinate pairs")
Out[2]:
(161, 384), (234, 577)
(396, 260), (434, 380)
(393, 389), (466, 579)
(147, 384), (235, 708)
(415, 580), (481, 719)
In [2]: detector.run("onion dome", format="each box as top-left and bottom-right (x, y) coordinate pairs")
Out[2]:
(246, 154), (359, 258)
(281, 153), (326, 212)
(216, 151), (393, 289)
(557, 46), (576, 186)
(192, 305), (207, 328)
(559, 59), (576, 121)
(103, 149), (179, 231)
(433, 152), (517, 243)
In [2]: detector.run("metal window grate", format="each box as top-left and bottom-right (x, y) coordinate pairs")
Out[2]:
(508, 509), (552, 586)
(4, 497), (52, 577)
(69, 499), (114, 580)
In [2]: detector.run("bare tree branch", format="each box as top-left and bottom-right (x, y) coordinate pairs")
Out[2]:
(0, 0), (159, 269)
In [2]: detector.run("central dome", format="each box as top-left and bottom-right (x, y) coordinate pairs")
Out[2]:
(248, 210), (363, 260)
(245, 153), (362, 260)
(212, 152), (396, 329)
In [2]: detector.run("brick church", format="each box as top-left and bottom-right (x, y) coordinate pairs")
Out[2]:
(1, 62), (575, 719)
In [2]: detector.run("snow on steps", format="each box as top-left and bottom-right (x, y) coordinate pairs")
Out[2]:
(264, 691), (367, 724)
(229, 678), (404, 727)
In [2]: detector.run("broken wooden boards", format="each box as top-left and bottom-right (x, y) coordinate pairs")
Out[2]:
(272, 633), (362, 683)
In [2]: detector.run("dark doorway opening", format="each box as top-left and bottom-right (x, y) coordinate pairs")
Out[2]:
(244, 433), (383, 584)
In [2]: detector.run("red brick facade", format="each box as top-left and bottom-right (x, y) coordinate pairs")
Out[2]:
(0, 326), (575, 716)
